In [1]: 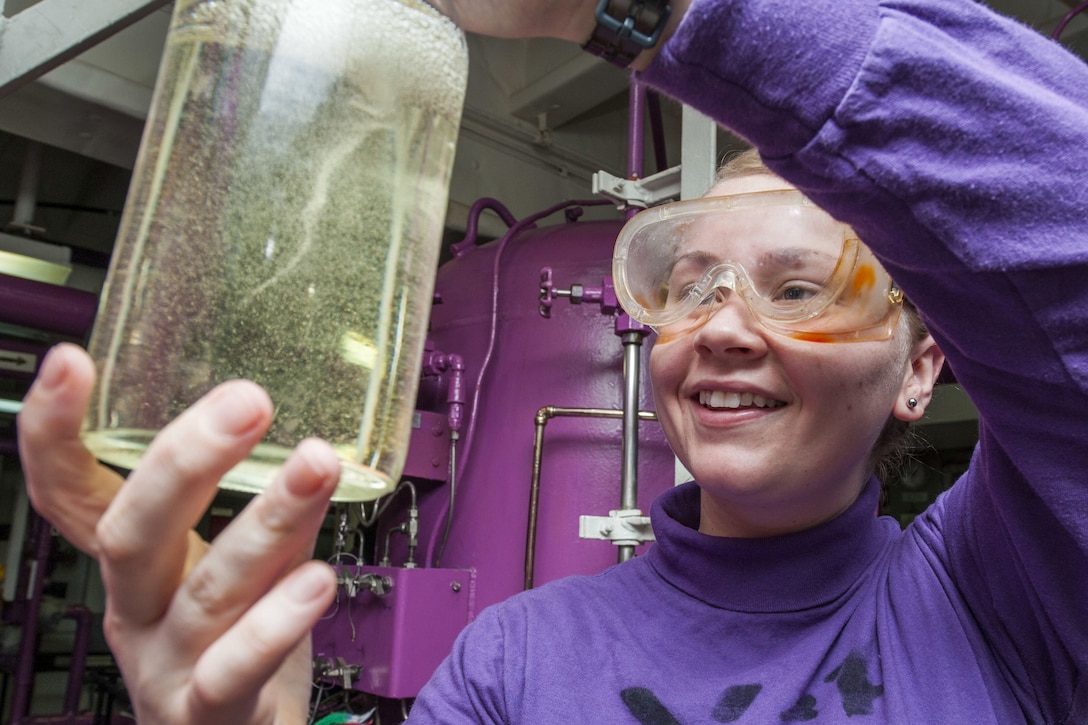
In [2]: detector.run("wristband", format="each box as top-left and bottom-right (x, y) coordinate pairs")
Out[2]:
(582, 0), (672, 69)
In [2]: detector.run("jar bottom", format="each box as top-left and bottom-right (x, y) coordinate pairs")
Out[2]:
(82, 429), (396, 502)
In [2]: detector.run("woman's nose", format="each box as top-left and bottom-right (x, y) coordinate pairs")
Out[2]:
(690, 290), (769, 356)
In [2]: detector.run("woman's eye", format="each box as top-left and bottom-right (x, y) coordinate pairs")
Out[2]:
(666, 281), (697, 302)
(774, 283), (820, 303)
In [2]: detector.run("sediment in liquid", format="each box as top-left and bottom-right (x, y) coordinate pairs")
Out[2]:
(82, 0), (467, 501)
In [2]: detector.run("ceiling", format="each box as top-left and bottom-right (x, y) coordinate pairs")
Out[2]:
(0, 0), (1085, 287)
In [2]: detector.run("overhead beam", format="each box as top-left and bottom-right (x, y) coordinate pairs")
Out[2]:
(0, 81), (145, 168)
(508, 51), (630, 129)
(0, 0), (172, 99)
(38, 60), (155, 119)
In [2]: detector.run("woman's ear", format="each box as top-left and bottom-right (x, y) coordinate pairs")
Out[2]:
(893, 334), (946, 421)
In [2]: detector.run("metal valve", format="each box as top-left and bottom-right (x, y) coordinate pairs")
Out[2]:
(359, 572), (393, 597)
(314, 655), (360, 690)
(339, 571), (393, 597)
(539, 267), (558, 317)
(539, 267), (619, 318)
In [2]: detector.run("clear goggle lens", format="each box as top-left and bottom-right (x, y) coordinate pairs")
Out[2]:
(612, 189), (903, 342)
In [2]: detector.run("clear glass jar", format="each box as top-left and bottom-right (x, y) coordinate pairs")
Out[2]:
(81, 0), (467, 501)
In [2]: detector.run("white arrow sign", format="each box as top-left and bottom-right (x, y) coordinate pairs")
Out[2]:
(0, 350), (37, 373)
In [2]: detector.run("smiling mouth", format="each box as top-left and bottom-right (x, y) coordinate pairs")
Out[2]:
(698, 390), (786, 410)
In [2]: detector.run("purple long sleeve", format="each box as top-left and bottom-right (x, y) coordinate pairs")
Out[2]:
(410, 0), (1088, 721)
(646, 0), (1088, 717)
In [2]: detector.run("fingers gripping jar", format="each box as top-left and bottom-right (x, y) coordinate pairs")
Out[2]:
(81, 0), (467, 501)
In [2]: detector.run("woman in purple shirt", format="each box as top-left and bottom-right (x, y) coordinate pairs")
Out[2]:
(18, 0), (1088, 722)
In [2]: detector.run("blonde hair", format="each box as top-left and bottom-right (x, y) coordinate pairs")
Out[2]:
(715, 147), (777, 183)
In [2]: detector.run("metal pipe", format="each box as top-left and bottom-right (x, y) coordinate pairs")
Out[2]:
(432, 432), (458, 568)
(370, 481), (418, 568)
(646, 89), (669, 174)
(360, 478), (417, 529)
(380, 523), (409, 568)
(627, 72), (646, 183)
(524, 406), (658, 590)
(525, 414), (548, 590)
(618, 331), (645, 562)
(620, 334), (643, 511)
(431, 354), (465, 567)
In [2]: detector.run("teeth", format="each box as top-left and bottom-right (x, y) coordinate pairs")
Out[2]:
(699, 390), (783, 409)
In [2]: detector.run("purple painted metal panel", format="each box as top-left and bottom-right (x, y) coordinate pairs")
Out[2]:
(402, 410), (450, 482)
(312, 566), (475, 699)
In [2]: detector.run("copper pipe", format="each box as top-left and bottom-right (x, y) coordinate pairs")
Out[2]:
(524, 406), (658, 590)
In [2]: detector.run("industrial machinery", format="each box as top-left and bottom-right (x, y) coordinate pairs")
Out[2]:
(308, 78), (682, 722)
(309, 197), (678, 718)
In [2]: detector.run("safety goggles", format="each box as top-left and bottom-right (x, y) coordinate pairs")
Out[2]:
(612, 189), (903, 342)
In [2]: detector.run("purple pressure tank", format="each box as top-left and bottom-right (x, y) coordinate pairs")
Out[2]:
(311, 199), (678, 704)
(424, 202), (675, 590)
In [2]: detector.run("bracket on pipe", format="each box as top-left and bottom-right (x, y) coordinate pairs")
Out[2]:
(592, 165), (682, 210)
(579, 508), (655, 547)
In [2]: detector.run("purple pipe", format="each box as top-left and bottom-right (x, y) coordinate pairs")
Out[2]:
(450, 197), (522, 258)
(628, 72), (647, 183)
(629, 74), (670, 182)
(0, 272), (98, 338)
(8, 510), (50, 724)
(61, 605), (93, 716)
(5, 508), (95, 724)
(646, 89), (670, 174)
(1053, 1), (1088, 39)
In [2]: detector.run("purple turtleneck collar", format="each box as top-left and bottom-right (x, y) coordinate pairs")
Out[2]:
(644, 477), (900, 613)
